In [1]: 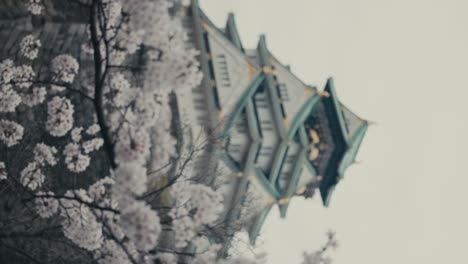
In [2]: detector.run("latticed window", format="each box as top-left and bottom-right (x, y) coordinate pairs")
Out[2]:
(215, 54), (231, 87)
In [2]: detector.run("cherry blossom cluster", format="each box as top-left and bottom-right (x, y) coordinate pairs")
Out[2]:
(60, 190), (104, 250)
(114, 126), (151, 163)
(21, 86), (47, 107)
(46, 96), (74, 137)
(81, 0), (138, 64)
(0, 55), (45, 112)
(148, 94), (177, 173)
(0, 161), (6, 180)
(20, 162), (45, 191)
(0, 59), (15, 84)
(26, 0), (43, 15)
(34, 143), (58, 165)
(104, 0), (143, 56)
(0, 119), (24, 147)
(169, 183), (224, 248)
(34, 183), (117, 253)
(105, 76), (167, 260)
(120, 0), (203, 93)
(190, 236), (223, 264)
(107, 73), (134, 107)
(20, 34), (41, 60)
(20, 143), (57, 190)
(51, 54), (79, 83)
(113, 162), (147, 196)
(0, 83), (21, 112)
(120, 200), (162, 251)
(63, 126), (104, 173)
(35, 191), (59, 218)
(94, 239), (134, 264)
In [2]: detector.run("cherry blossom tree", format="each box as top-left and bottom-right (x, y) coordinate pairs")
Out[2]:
(0, 1), (232, 263)
(0, 1), (333, 264)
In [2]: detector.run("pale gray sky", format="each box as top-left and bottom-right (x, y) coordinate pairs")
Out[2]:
(201, 1), (468, 263)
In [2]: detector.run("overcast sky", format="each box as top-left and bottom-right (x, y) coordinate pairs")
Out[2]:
(201, 1), (468, 263)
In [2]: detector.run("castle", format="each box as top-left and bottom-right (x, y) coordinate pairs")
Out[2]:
(175, 0), (369, 246)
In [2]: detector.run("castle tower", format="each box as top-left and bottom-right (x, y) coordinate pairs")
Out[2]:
(176, 0), (369, 245)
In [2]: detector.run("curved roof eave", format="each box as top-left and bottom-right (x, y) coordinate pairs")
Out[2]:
(222, 72), (265, 137)
(287, 93), (322, 140)
(338, 122), (369, 176)
(324, 78), (349, 145)
(320, 123), (368, 206)
(225, 13), (244, 51)
(255, 168), (281, 199)
(321, 184), (336, 208)
(248, 206), (273, 245)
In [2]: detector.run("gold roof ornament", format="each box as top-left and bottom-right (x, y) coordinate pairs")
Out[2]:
(304, 86), (315, 97)
(201, 20), (208, 31)
(309, 129), (320, 144)
(319, 90), (330, 97)
(262, 66), (275, 75)
(278, 197), (290, 205)
(309, 144), (319, 160)
(266, 197), (276, 206)
(296, 186), (307, 195)
(248, 63), (259, 78)
(283, 118), (289, 128)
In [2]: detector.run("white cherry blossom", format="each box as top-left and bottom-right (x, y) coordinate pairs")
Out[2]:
(20, 34), (41, 60)
(82, 138), (104, 154)
(120, 200), (161, 251)
(71, 127), (83, 142)
(94, 239), (132, 264)
(26, 0), (43, 15)
(35, 191), (59, 218)
(51, 54), (79, 83)
(63, 143), (91, 173)
(86, 124), (101, 135)
(114, 162), (147, 196)
(190, 236), (222, 264)
(108, 73), (133, 107)
(0, 84), (21, 112)
(114, 127), (150, 163)
(33, 143), (58, 166)
(0, 162), (6, 180)
(21, 86), (46, 107)
(46, 96), (74, 137)
(0, 59), (14, 83)
(20, 162), (44, 191)
(0, 119), (24, 147)
(12, 65), (35, 89)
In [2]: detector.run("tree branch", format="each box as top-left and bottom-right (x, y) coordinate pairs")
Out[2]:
(90, 0), (117, 169)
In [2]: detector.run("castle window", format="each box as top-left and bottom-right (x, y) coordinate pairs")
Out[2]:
(215, 54), (231, 87)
